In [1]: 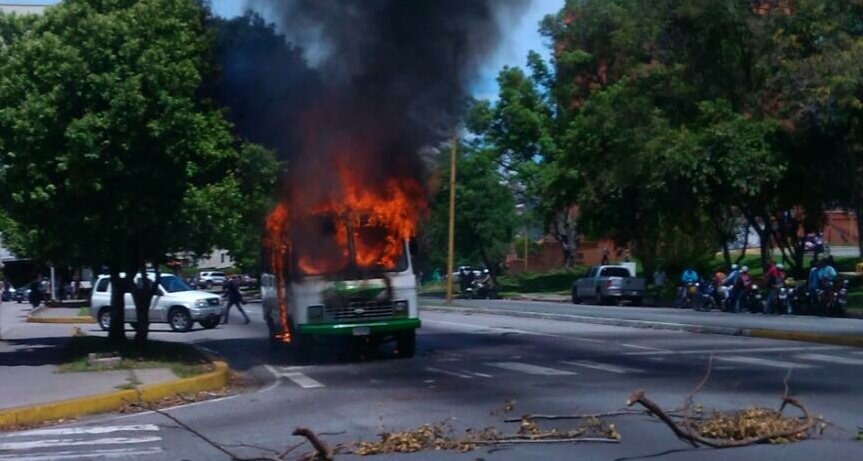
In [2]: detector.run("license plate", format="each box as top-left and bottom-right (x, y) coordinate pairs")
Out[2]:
(352, 327), (370, 336)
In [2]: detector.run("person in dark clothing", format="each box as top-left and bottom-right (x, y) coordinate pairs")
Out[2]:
(28, 278), (43, 308)
(222, 276), (249, 324)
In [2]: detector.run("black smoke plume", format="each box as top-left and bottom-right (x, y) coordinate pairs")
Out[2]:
(215, 0), (528, 210)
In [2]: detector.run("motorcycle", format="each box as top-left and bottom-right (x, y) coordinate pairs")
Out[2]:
(696, 281), (725, 312)
(783, 278), (805, 315)
(677, 282), (698, 309)
(818, 279), (848, 317)
(764, 282), (788, 315)
(464, 278), (497, 300)
(740, 283), (763, 313)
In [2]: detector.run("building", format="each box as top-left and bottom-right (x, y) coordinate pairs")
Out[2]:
(193, 249), (235, 270)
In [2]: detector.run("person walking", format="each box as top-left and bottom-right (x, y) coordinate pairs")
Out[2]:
(222, 276), (249, 325)
(652, 268), (666, 302)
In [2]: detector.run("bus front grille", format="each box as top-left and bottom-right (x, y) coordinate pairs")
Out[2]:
(326, 301), (394, 321)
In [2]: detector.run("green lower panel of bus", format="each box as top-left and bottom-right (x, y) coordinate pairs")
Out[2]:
(297, 318), (421, 336)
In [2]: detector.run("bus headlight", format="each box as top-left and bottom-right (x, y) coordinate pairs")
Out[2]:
(308, 305), (324, 321)
(393, 300), (408, 317)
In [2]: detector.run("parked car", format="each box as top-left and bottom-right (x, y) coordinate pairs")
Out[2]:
(571, 265), (646, 306)
(196, 271), (227, 289)
(90, 273), (223, 332)
(13, 286), (28, 303)
(449, 266), (482, 282)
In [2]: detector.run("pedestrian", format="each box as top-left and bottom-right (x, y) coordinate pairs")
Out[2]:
(652, 268), (666, 302)
(601, 247), (610, 265)
(222, 276), (250, 324)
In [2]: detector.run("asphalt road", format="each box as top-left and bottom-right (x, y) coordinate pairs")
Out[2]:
(3, 301), (862, 461)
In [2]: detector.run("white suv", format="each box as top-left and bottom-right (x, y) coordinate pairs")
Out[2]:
(197, 271), (227, 289)
(90, 273), (224, 332)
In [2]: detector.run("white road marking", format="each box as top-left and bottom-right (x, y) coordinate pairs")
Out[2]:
(559, 360), (641, 374)
(0, 447), (163, 461)
(794, 353), (863, 366)
(2, 425), (158, 438)
(486, 362), (576, 376)
(265, 365), (324, 388)
(467, 371), (494, 378)
(423, 319), (607, 344)
(620, 343), (668, 351)
(850, 350), (863, 356)
(625, 345), (845, 356)
(0, 436), (162, 451)
(715, 356), (816, 369)
(426, 367), (473, 379)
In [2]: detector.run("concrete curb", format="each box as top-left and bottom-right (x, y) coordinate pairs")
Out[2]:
(421, 304), (863, 348)
(0, 356), (230, 429)
(26, 316), (95, 324)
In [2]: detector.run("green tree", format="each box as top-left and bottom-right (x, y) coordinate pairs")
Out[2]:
(469, 53), (579, 267)
(0, 0), (248, 345)
(426, 143), (517, 276)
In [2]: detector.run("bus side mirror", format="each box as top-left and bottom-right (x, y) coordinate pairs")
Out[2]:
(408, 238), (419, 257)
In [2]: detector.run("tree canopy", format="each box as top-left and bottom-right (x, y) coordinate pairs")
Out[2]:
(0, 0), (273, 342)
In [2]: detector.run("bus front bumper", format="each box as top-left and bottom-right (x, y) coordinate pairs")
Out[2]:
(297, 318), (421, 336)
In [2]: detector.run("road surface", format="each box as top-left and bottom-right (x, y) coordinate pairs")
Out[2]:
(2, 301), (862, 460)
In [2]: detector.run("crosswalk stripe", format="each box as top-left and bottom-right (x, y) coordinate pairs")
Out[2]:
(426, 367), (473, 379)
(467, 371), (494, 378)
(0, 447), (163, 461)
(0, 436), (161, 451)
(2, 425), (159, 438)
(716, 356), (816, 369)
(486, 362), (576, 376)
(625, 345), (844, 356)
(283, 372), (325, 389)
(264, 365), (325, 388)
(794, 353), (863, 366)
(559, 360), (641, 374)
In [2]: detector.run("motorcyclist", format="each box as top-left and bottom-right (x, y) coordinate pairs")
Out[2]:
(458, 268), (469, 293)
(677, 267), (699, 307)
(818, 258), (838, 287)
(807, 260), (821, 307)
(763, 262), (786, 314)
(732, 266), (753, 312)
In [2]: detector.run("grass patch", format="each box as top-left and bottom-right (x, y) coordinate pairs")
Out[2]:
(57, 336), (210, 379)
(77, 306), (90, 317)
(498, 268), (587, 294)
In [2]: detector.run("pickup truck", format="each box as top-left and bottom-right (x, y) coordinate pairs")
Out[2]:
(572, 265), (646, 306)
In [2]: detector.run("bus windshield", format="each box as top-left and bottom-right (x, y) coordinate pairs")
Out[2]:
(293, 214), (408, 276)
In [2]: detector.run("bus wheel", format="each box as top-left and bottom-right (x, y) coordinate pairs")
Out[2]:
(395, 330), (416, 358)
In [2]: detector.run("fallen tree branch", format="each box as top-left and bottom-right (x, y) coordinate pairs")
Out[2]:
(475, 437), (621, 445)
(626, 389), (816, 448)
(293, 427), (333, 461)
(504, 409), (646, 423)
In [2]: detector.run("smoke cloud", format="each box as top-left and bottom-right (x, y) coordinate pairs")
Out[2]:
(247, 0), (529, 202)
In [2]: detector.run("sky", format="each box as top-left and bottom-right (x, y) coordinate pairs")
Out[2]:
(16, 0), (563, 100)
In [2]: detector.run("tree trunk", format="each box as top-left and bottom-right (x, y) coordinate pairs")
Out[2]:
(131, 265), (154, 347)
(551, 209), (578, 269)
(856, 198), (863, 260)
(108, 269), (125, 342)
(722, 241), (732, 270)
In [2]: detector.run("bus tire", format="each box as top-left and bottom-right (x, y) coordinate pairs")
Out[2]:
(396, 330), (416, 358)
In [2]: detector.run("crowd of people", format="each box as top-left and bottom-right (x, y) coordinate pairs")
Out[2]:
(672, 256), (845, 315)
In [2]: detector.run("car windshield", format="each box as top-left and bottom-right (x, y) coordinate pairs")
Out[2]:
(160, 275), (192, 293)
(601, 268), (631, 277)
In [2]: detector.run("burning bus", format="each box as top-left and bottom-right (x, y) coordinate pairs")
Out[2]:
(261, 167), (424, 357)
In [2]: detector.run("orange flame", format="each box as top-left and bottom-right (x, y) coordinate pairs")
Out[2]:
(265, 160), (426, 300)
(265, 203), (292, 343)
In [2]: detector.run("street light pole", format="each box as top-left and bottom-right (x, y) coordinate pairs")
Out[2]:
(445, 133), (457, 304)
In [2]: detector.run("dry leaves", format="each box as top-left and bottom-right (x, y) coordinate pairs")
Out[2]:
(692, 407), (810, 444)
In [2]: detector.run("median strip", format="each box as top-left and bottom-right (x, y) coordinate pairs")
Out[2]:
(422, 304), (863, 349)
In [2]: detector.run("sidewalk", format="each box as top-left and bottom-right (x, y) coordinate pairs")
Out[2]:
(0, 302), (177, 410)
(423, 297), (863, 347)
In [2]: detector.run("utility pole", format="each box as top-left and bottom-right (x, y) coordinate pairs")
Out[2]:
(445, 133), (457, 304)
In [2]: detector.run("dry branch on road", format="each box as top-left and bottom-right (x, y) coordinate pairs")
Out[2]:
(626, 363), (818, 448)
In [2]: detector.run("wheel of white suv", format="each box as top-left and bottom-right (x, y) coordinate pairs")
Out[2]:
(98, 308), (111, 331)
(168, 307), (193, 332)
